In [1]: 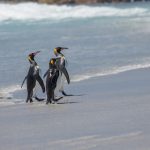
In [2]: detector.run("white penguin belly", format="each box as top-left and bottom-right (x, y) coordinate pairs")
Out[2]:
(54, 71), (65, 96)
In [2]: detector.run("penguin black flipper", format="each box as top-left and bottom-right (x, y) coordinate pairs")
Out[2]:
(21, 76), (27, 88)
(60, 66), (70, 84)
(36, 75), (45, 93)
(55, 58), (70, 84)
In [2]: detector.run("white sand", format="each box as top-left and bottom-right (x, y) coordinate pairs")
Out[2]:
(0, 68), (150, 150)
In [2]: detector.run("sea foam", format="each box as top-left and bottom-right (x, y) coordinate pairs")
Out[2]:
(0, 3), (149, 21)
(72, 63), (150, 82)
(0, 84), (24, 99)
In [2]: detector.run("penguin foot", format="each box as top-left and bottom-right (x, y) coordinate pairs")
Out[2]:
(46, 100), (52, 105)
(30, 99), (33, 103)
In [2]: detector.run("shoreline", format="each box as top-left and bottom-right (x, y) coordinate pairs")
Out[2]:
(1, 66), (150, 107)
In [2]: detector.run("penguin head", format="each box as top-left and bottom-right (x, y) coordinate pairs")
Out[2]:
(54, 47), (68, 57)
(28, 51), (40, 63)
(49, 58), (57, 68)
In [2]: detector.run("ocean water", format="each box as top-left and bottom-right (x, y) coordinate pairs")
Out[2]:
(0, 2), (150, 103)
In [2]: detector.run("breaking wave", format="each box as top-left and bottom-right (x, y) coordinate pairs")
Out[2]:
(72, 63), (150, 82)
(0, 2), (149, 21)
(0, 84), (23, 99)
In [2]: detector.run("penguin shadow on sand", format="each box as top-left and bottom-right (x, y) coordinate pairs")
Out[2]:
(21, 51), (45, 103)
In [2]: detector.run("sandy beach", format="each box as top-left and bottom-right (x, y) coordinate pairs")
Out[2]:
(0, 68), (150, 150)
(0, 2), (150, 150)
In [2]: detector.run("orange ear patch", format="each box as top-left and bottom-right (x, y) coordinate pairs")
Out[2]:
(28, 56), (32, 61)
(50, 59), (54, 65)
(54, 48), (57, 55)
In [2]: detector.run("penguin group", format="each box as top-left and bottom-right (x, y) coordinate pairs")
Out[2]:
(21, 47), (70, 104)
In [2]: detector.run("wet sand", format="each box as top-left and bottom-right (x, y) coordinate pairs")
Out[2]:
(0, 68), (150, 150)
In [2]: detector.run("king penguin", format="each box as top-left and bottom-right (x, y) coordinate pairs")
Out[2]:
(53, 47), (71, 96)
(21, 51), (45, 103)
(43, 58), (64, 104)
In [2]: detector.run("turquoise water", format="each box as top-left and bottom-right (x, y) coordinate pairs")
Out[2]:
(0, 2), (150, 100)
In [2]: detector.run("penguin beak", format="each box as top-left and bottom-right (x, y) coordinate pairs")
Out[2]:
(28, 51), (40, 62)
(33, 51), (40, 56)
(59, 47), (68, 56)
(61, 47), (68, 50)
